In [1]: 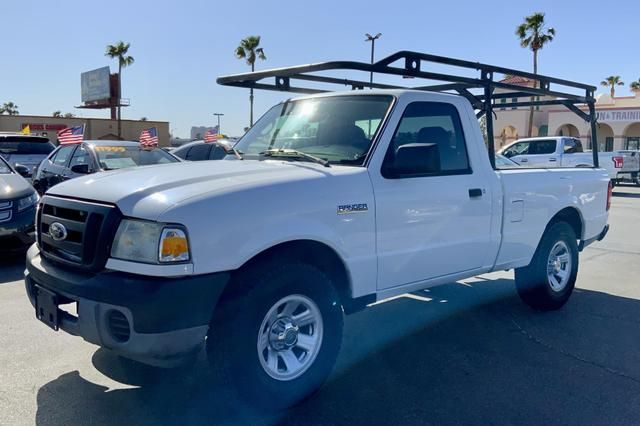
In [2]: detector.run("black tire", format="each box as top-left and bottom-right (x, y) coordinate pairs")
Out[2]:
(207, 261), (343, 411)
(515, 221), (579, 311)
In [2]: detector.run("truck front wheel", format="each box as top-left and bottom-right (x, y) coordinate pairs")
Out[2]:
(207, 262), (343, 410)
(515, 222), (578, 311)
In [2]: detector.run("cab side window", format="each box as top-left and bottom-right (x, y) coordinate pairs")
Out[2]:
(529, 140), (556, 155)
(504, 142), (530, 157)
(382, 102), (470, 178)
(564, 138), (583, 154)
(185, 144), (212, 161)
(52, 145), (75, 167)
(68, 145), (90, 168)
(209, 145), (228, 160)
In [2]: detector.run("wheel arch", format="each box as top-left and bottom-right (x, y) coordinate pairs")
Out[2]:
(223, 239), (361, 313)
(547, 206), (584, 240)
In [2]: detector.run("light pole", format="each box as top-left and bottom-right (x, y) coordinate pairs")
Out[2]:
(213, 113), (224, 134)
(365, 33), (382, 89)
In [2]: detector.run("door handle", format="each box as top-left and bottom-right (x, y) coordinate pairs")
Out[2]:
(519, 158), (528, 162)
(549, 158), (557, 162)
(469, 188), (483, 198)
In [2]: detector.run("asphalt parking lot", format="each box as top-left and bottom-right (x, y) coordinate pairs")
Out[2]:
(1, 185), (640, 425)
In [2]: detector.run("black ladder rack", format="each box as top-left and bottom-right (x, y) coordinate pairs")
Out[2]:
(217, 50), (599, 169)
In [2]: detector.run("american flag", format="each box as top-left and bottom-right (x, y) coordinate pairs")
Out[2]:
(57, 125), (84, 145)
(204, 126), (220, 143)
(140, 127), (158, 147)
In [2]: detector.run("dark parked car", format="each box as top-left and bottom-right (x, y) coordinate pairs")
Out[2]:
(33, 140), (180, 194)
(172, 139), (234, 161)
(0, 133), (55, 178)
(0, 155), (38, 251)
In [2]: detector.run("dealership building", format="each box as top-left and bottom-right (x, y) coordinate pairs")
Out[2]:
(493, 76), (640, 152)
(0, 115), (170, 147)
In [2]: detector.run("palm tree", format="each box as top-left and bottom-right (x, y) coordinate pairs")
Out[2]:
(105, 41), (135, 139)
(600, 76), (625, 97)
(1, 102), (19, 115)
(630, 79), (640, 93)
(235, 36), (266, 126)
(52, 111), (62, 117)
(516, 12), (555, 137)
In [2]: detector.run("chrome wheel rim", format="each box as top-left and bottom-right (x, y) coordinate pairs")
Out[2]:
(257, 294), (323, 381)
(546, 241), (572, 292)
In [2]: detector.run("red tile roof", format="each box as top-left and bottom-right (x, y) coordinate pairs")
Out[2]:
(500, 75), (535, 86)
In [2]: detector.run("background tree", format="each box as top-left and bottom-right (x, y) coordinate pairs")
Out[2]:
(52, 111), (62, 118)
(630, 79), (640, 92)
(105, 41), (134, 139)
(601, 76), (624, 97)
(235, 36), (266, 126)
(516, 12), (555, 137)
(0, 102), (19, 115)
(63, 113), (75, 118)
(140, 116), (148, 121)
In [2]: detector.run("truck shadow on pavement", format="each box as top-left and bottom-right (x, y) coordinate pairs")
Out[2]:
(35, 278), (640, 425)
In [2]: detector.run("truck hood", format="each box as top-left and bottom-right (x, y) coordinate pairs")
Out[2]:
(0, 173), (34, 200)
(47, 159), (347, 220)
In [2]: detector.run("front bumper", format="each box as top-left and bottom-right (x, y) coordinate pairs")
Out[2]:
(0, 205), (36, 251)
(25, 244), (230, 367)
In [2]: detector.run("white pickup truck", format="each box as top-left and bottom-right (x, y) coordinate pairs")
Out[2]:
(24, 53), (611, 408)
(499, 136), (639, 185)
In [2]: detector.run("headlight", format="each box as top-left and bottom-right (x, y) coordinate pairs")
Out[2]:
(110, 219), (190, 264)
(18, 192), (39, 212)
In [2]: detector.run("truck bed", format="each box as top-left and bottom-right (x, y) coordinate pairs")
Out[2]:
(493, 167), (610, 271)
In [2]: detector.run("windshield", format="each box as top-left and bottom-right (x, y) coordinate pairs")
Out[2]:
(234, 95), (393, 165)
(93, 145), (179, 170)
(0, 156), (12, 174)
(0, 137), (55, 155)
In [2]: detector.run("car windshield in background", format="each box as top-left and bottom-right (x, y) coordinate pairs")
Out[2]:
(0, 137), (55, 155)
(234, 95), (393, 166)
(93, 146), (178, 170)
(0, 157), (12, 174)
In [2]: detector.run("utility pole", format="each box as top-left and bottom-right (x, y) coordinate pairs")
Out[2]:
(213, 113), (224, 134)
(365, 33), (382, 89)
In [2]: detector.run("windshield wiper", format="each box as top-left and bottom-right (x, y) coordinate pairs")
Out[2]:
(260, 148), (331, 167)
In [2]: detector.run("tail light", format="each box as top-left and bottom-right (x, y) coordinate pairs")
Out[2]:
(612, 156), (624, 168)
(606, 180), (613, 211)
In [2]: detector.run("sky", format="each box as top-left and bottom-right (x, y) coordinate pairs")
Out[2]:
(1, 0), (639, 138)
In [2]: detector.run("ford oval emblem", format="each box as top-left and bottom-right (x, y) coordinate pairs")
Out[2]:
(49, 222), (68, 241)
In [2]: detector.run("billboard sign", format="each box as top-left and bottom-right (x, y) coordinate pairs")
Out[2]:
(81, 66), (111, 102)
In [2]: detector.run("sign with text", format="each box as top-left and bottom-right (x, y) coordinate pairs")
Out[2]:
(81, 66), (111, 102)
(596, 109), (640, 122)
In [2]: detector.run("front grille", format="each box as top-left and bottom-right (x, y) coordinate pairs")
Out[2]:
(107, 310), (131, 342)
(38, 195), (122, 271)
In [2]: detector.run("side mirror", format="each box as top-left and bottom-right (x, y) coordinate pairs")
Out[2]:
(385, 143), (441, 178)
(502, 150), (513, 158)
(14, 164), (30, 178)
(70, 164), (90, 174)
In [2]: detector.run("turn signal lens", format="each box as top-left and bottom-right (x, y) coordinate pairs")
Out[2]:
(159, 228), (190, 262)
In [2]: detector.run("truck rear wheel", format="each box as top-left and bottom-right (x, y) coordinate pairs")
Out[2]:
(515, 222), (578, 311)
(207, 262), (343, 410)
